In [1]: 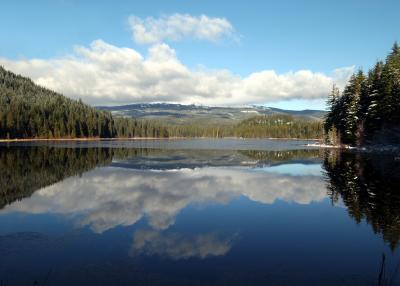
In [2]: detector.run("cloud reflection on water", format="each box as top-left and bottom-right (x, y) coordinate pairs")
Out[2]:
(2, 165), (326, 233)
(131, 229), (235, 260)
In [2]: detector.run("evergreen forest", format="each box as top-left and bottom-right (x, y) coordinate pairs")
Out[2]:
(0, 66), (169, 139)
(324, 43), (400, 145)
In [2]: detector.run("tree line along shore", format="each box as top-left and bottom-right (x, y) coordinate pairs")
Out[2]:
(324, 43), (400, 146)
(0, 65), (322, 140)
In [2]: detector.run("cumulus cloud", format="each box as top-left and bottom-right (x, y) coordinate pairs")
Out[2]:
(1, 165), (327, 233)
(332, 66), (356, 89)
(131, 230), (234, 260)
(128, 14), (235, 44)
(0, 39), (353, 106)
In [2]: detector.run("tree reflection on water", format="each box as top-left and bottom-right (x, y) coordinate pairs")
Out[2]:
(323, 150), (400, 250)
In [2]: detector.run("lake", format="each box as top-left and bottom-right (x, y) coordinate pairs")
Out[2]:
(0, 139), (399, 286)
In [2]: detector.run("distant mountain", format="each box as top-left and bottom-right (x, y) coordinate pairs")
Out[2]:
(97, 103), (326, 125)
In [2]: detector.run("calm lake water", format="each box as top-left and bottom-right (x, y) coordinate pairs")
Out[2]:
(0, 139), (399, 286)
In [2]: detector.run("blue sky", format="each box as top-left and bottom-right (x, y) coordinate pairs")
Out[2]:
(1, 0), (399, 109)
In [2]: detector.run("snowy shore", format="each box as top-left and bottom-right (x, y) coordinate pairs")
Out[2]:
(307, 142), (400, 153)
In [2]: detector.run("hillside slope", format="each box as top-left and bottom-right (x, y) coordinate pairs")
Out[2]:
(0, 66), (168, 139)
(97, 103), (326, 125)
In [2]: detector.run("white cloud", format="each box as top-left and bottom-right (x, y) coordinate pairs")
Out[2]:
(1, 165), (326, 233)
(0, 40), (353, 106)
(128, 14), (235, 44)
(332, 66), (356, 89)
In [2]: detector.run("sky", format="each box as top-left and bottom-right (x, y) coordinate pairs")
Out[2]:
(0, 0), (399, 110)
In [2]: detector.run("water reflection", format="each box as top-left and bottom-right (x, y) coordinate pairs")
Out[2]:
(0, 146), (320, 209)
(323, 150), (400, 249)
(131, 230), (235, 260)
(0, 147), (112, 208)
(2, 146), (400, 250)
(1, 144), (400, 285)
(2, 166), (326, 233)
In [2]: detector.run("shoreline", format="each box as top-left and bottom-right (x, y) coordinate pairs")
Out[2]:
(306, 143), (349, 149)
(1, 137), (397, 152)
(0, 137), (323, 143)
(0, 137), (182, 143)
(307, 143), (400, 152)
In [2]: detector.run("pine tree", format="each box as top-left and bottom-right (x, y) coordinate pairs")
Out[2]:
(327, 84), (340, 109)
(363, 61), (384, 140)
(324, 43), (400, 145)
(324, 84), (341, 144)
(340, 71), (365, 145)
(383, 42), (400, 126)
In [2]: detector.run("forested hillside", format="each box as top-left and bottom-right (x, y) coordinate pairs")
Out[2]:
(324, 43), (400, 145)
(164, 114), (323, 139)
(234, 114), (323, 139)
(0, 66), (323, 140)
(0, 66), (168, 139)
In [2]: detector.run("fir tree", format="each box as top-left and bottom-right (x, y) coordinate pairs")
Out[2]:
(324, 43), (400, 145)
(340, 70), (365, 144)
(363, 61), (383, 140)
